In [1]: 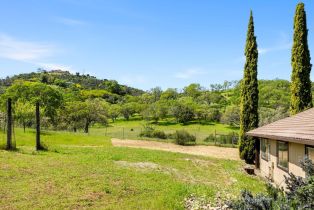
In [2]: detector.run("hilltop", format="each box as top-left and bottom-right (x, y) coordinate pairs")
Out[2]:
(0, 69), (144, 97)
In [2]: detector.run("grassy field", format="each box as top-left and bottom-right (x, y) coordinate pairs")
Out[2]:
(98, 119), (239, 146)
(0, 127), (264, 209)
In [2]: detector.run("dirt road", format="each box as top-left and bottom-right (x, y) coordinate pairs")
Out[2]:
(111, 138), (240, 160)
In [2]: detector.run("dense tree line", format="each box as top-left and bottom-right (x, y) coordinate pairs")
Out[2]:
(0, 69), (310, 134)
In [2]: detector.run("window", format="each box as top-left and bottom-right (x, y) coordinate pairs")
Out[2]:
(305, 145), (314, 161)
(261, 139), (270, 161)
(277, 141), (289, 171)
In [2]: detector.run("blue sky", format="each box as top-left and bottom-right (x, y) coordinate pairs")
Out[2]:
(0, 0), (313, 90)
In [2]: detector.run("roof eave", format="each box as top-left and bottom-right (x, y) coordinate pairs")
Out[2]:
(246, 132), (314, 146)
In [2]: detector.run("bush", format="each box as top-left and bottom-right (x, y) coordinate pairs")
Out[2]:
(167, 133), (176, 139)
(204, 134), (215, 142)
(228, 157), (314, 209)
(173, 130), (196, 145)
(204, 132), (238, 145)
(151, 130), (167, 139)
(139, 125), (167, 139)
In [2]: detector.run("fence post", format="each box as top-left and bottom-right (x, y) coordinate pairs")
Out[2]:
(214, 129), (216, 145)
(36, 102), (41, 150)
(6, 98), (12, 150)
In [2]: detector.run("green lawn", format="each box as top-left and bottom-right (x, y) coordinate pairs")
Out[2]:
(98, 119), (239, 146)
(0, 128), (263, 209)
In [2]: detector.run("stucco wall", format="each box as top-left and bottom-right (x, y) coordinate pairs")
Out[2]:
(259, 139), (305, 188)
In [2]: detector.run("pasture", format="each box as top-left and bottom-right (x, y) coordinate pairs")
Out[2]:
(0, 127), (264, 209)
(99, 119), (239, 146)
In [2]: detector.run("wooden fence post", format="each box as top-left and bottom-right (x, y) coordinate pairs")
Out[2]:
(6, 98), (12, 150)
(36, 102), (41, 150)
(214, 129), (217, 145)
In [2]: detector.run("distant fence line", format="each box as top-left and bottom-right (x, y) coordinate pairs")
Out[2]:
(103, 126), (238, 147)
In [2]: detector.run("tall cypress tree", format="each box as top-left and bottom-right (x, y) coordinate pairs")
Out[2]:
(290, 3), (312, 115)
(239, 11), (259, 164)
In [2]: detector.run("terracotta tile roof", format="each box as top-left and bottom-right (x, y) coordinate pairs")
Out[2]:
(247, 108), (314, 146)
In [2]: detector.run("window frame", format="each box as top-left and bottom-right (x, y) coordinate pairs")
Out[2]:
(305, 145), (314, 161)
(260, 138), (270, 161)
(277, 141), (289, 172)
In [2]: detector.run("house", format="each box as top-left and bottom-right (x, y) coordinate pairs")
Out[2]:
(246, 108), (314, 187)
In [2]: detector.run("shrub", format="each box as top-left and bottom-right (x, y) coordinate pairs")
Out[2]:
(173, 130), (196, 145)
(139, 124), (167, 139)
(204, 132), (237, 145)
(151, 130), (167, 139)
(228, 157), (314, 209)
(167, 133), (176, 139)
(204, 134), (215, 142)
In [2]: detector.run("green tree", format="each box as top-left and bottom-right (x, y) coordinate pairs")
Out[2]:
(120, 102), (137, 120)
(171, 97), (196, 124)
(81, 98), (108, 133)
(239, 11), (259, 164)
(108, 104), (121, 122)
(183, 83), (202, 98)
(62, 102), (86, 132)
(221, 105), (240, 126)
(14, 100), (34, 132)
(2, 81), (64, 126)
(150, 87), (162, 102)
(290, 3), (312, 115)
(141, 101), (169, 123)
(103, 80), (122, 95)
(160, 88), (178, 100)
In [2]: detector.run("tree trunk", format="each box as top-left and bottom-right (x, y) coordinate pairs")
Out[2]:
(23, 122), (26, 133)
(6, 98), (12, 150)
(36, 102), (41, 150)
(84, 120), (89, 133)
(73, 127), (77, 132)
(255, 138), (260, 169)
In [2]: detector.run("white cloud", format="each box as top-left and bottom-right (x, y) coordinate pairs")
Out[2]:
(37, 62), (74, 72)
(119, 75), (148, 86)
(258, 32), (292, 55)
(56, 17), (86, 26)
(0, 34), (54, 62)
(258, 42), (291, 55)
(0, 34), (74, 72)
(174, 68), (207, 79)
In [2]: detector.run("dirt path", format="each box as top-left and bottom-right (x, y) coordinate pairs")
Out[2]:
(111, 138), (240, 160)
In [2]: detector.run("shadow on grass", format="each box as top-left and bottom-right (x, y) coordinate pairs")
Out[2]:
(28, 130), (52, 136)
(178, 143), (197, 146)
(0, 144), (20, 152)
(153, 121), (178, 126)
(227, 126), (240, 131)
(152, 120), (217, 126)
(180, 121), (216, 126)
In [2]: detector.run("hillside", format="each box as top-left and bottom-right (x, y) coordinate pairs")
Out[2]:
(0, 69), (144, 97)
(0, 70), (310, 132)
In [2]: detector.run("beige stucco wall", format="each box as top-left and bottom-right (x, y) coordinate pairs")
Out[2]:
(259, 139), (306, 188)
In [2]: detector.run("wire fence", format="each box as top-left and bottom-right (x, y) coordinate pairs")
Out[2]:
(101, 126), (239, 147)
